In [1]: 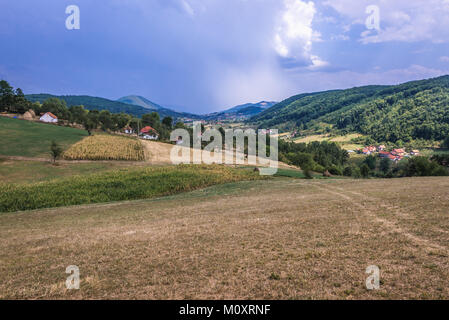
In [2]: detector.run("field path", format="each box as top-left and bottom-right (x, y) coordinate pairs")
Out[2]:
(312, 182), (449, 254)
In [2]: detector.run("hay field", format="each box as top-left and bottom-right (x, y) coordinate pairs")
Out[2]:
(64, 135), (145, 161)
(1, 177), (448, 299)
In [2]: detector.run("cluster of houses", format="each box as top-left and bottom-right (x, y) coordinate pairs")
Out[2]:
(123, 125), (159, 140)
(360, 145), (420, 162)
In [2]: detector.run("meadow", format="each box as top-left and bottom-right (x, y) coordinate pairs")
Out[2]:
(0, 159), (141, 184)
(0, 117), (88, 157)
(63, 134), (145, 161)
(1, 176), (448, 299)
(0, 165), (263, 212)
(293, 133), (364, 151)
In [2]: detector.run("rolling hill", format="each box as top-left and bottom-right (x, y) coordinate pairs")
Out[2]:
(204, 101), (277, 120)
(26, 94), (200, 120)
(250, 76), (449, 144)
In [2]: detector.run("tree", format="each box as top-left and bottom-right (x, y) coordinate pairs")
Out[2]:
(442, 136), (449, 149)
(0, 80), (18, 112)
(162, 116), (173, 129)
(112, 113), (131, 131)
(364, 155), (377, 170)
(99, 110), (113, 131)
(42, 98), (69, 119)
(82, 118), (95, 135)
(142, 112), (160, 128)
(50, 141), (63, 164)
(343, 166), (353, 177)
(360, 164), (371, 178)
(380, 158), (391, 174)
(129, 118), (141, 133)
(69, 105), (88, 124)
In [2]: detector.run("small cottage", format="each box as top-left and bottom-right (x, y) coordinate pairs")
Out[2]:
(40, 112), (58, 123)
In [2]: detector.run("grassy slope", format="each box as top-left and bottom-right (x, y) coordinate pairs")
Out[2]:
(1, 177), (448, 299)
(0, 159), (140, 184)
(0, 165), (263, 212)
(0, 117), (88, 157)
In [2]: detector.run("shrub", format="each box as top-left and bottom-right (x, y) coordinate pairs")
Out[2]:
(328, 166), (343, 176)
(343, 166), (353, 177)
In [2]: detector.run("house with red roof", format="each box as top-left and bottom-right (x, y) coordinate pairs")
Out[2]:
(392, 148), (405, 156)
(39, 112), (58, 123)
(140, 126), (159, 140)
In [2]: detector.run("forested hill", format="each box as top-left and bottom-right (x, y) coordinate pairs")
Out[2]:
(26, 94), (200, 120)
(250, 75), (449, 144)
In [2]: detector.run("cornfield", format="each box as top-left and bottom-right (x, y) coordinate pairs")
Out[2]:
(63, 135), (145, 161)
(0, 165), (264, 212)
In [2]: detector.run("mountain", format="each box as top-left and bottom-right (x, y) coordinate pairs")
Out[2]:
(204, 101), (277, 120)
(117, 95), (200, 119)
(26, 94), (199, 120)
(117, 95), (163, 110)
(250, 75), (449, 144)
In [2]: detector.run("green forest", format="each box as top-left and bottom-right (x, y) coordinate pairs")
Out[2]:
(251, 75), (449, 145)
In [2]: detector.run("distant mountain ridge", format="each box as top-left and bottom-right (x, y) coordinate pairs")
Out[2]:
(26, 94), (200, 120)
(250, 75), (449, 143)
(203, 101), (277, 120)
(117, 95), (163, 110)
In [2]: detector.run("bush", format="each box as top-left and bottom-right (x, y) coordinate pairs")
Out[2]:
(343, 166), (353, 177)
(328, 166), (343, 176)
(403, 157), (448, 177)
(360, 164), (371, 178)
(442, 136), (449, 149)
(352, 167), (362, 178)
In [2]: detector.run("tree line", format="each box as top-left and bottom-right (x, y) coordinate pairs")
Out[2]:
(0, 80), (180, 140)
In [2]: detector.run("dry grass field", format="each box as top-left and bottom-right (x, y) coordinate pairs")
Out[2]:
(1, 176), (448, 299)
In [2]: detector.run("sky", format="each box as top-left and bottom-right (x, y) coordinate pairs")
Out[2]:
(1, 0), (449, 114)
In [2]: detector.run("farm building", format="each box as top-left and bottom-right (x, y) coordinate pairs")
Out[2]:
(39, 112), (58, 123)
(140, 126), (159, 140)
(124, 126), (134, 134)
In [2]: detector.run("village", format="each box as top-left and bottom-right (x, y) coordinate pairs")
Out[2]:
(359, 145), (420, 162)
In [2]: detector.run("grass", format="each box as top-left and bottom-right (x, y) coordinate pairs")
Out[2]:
(1, 177), (448, 299)
(274, 168), (329, 179)
(0, 165), (264, 213)
(63, 135), (145, 161)
(293, 133), (364, 150)
(0, 159), (141, 184)
(0, 117), (88, 157)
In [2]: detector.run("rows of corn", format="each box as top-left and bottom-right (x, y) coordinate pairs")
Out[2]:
(0, 165), (265, 212)
(63, 135), (145, 161)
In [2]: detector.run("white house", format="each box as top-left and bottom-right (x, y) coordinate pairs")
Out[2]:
(40, 112), (58, 123)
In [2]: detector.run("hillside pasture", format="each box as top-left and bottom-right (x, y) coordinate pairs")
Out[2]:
(63, 135), (145, 161)
(294, 133), (364, 150)
(0, 116), (88, 157)
(0, 160), (142, 184)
